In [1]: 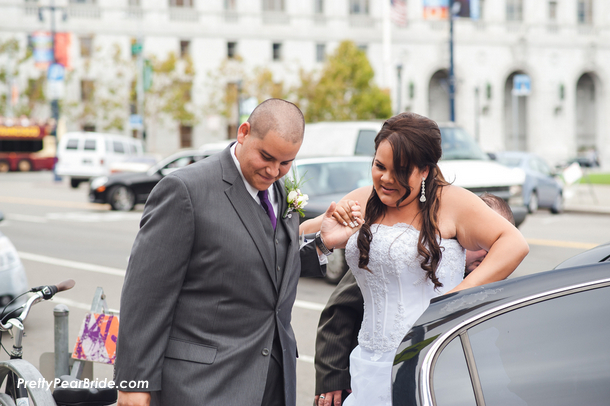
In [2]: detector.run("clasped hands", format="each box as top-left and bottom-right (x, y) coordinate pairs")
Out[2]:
(319, 200), (363, 251)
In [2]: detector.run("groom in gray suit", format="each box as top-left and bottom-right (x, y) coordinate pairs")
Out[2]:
(115, 99), (350, 406)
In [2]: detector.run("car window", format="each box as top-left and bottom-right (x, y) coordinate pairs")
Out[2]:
(166, 156), (195, 169)
(66, 139), (79, 150)
(433, 336), (477, 406)
(467, 286), (610, 405)
(355, 130), (378, 156)
(439, 128), (488, 161)
(296, 161), (373, 197)
(536, 158), (551, 176)
(113, 141), (125, 154)
(129, 143), (137, 155)
(496, 155), (522, 168)
(83, 139), (97, 151)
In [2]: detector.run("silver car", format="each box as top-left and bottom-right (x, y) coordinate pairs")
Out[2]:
(0, 211), (29, 321)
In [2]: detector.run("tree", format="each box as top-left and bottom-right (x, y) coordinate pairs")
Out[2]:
(294, 40), (392, 122)
(0, 37), (46, 119)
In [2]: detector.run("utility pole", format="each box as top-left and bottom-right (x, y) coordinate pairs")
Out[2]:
(38, 0), (66, 181)
(448, 0), (459, 123)
(396, 64), (403, 115)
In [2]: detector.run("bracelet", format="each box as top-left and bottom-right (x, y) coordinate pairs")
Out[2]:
(315, 231), (334, 256)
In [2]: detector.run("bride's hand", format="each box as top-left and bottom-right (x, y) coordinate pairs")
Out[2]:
(332, 199), (362, 229)
(320, 202), (363, 250)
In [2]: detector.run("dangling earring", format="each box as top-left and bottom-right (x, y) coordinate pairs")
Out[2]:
(420, 178), (426, 203)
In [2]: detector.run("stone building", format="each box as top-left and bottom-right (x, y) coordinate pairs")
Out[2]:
(1, 0), (608, 168)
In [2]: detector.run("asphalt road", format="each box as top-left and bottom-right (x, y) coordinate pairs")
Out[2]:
(1, 171), (609, 406)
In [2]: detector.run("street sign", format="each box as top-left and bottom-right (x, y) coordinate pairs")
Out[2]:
(129, 114), (143, 130)
(131, 42), (143, 55)
(47, 63), (66, 100)
(512, 74), (531, 96)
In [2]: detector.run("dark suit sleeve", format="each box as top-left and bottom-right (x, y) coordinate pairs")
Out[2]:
(314, 270), (364, 395)
(299, 235), (326, 278)
(114, 175), (195, 391)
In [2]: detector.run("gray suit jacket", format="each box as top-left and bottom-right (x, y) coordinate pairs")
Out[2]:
(114, 145), (324, 406)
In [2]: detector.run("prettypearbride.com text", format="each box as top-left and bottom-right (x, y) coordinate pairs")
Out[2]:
(17, 378), (149, 390)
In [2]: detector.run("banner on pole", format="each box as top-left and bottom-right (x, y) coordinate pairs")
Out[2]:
(423, 0), (448, 20)
(33, 31), (53, 69)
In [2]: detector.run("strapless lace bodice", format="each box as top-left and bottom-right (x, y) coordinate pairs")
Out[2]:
(345, 223), (465, 360)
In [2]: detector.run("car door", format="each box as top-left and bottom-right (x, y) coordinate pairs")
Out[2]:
(531, 157), (557, 207)
(431, 284), (610, 406)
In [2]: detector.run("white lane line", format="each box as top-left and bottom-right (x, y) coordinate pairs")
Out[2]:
(298, 355), (314, 364)
(52, 297), (120, 314)
(5, 213), (48, 223)
(294, 299), (325, 311)
(17, 252), (126, 277)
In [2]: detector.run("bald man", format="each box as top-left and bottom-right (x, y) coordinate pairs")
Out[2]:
(115, 99), (349, 406)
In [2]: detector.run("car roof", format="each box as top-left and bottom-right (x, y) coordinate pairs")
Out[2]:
(295, 156), (373, 165)
(397, 262), (610, 356)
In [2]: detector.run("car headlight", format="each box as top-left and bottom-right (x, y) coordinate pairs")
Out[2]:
(509, 185), (524, 206)
(0, 235), (20, 272)
(90, 176), (108, 191)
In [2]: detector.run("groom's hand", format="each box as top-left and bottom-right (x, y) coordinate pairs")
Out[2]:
(118, 391), (150, 406)
(319, 202), (363, 250)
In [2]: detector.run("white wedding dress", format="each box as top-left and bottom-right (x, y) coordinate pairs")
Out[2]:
(343, 223), (465, 406)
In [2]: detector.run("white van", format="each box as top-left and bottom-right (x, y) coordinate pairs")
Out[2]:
(56, 132), (144, 188)
(300, 121), (528, 226)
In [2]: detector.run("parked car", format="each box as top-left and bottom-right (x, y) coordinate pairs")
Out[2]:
(0, 211), (29, 323)
(391, 245), (610, 406)
(108, 154), (161, 174)
(56, 132), (145, 188)
(89, 150), (213, 211)
(299, 121), (527, 227)
(494, 151), (564, 214)
(290, 156), (373, 283)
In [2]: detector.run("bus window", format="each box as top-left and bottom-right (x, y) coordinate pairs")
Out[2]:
(66, 139), (79, 150)
(84, 139), (97, 151)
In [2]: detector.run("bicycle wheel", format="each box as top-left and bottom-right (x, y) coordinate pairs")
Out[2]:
(0, 360), (55, 406)
(0, 393), (16, 406)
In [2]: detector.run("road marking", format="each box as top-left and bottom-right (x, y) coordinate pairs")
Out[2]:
(17, 252), (126, 276)
(0, 195), (106, 210)
(526, 238), (598, 250)
(294, 300), (325, 311)
(46, 212), (143, 222)
(52, 297), (120, 314)
(4, 213), (48, 223)
(298, 354), (314, 364)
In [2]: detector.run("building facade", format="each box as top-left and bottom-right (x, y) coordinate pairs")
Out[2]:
(1, 0), (609, 168)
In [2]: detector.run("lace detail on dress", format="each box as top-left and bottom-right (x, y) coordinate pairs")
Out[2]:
(345, 223), (465, 357)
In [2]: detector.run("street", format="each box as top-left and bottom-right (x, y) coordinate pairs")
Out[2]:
(1, 171), (609, 406)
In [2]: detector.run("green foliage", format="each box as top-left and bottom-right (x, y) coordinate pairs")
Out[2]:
(203, 56), (287, 120)
(0, 37), (44, 117)
(294, 40), (392, 122)
(146, 52), (196, 125)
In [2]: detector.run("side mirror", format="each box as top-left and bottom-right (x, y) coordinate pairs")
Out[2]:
(0, 211), (4, 222)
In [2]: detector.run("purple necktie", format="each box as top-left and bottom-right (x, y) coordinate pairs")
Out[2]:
(258, 189), (277, 230)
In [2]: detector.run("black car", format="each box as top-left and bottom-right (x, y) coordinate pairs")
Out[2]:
(392, 243), (610, 406)
(89, 150), (212, 211)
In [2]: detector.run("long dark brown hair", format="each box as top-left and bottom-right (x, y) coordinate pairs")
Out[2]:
(357, 112), (449, 288)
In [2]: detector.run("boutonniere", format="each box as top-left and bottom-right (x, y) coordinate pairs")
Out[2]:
(283, 168), (309, 219)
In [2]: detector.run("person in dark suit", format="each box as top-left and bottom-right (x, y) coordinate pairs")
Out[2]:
(114, 99), (357, 406)
(312, 194), (515, 406)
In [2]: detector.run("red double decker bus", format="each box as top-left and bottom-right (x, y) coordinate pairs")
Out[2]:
(0, 125), (56, 172)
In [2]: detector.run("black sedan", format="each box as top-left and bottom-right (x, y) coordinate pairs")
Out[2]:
(89, 150), (212, 211)
(392, 243), (610, 406)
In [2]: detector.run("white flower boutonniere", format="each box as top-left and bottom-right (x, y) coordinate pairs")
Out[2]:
(283, 169), (309, 219)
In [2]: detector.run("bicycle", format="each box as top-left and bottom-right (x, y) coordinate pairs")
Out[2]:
(0, 280), (117, 406)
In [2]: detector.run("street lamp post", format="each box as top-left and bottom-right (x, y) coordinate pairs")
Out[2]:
(396, 64), (403, 115)
(448, 0), (459, 123)
(38, 0), (66, 181)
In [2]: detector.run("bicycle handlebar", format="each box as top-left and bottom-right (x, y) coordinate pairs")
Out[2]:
(0, 280), (76, 330)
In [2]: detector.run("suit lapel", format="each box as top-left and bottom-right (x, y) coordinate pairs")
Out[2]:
(276, 180), (298, 298)
(221, 146), (277, 290)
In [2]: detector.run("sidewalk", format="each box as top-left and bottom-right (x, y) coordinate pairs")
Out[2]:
(563, 183), (610, 215)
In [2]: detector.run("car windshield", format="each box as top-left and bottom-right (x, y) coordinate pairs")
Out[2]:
(496, 155), (523, 168)
(439, 127), (488, 160)
(296, 161), (373, 197)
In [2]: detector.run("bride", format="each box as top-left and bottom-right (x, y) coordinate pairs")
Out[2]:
(314, 113), (529, 406)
